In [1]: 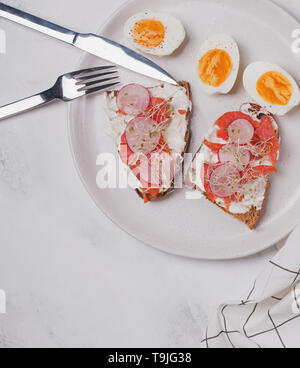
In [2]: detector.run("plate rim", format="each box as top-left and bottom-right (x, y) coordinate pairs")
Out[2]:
(68, 0), (300, 260)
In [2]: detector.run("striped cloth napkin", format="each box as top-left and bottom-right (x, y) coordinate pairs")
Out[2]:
(201, 225), (300, 348)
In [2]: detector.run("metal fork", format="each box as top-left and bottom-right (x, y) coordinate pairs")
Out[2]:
(0, 65), (120, 121)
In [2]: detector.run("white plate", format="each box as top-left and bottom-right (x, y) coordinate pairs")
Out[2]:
(69, 0), (300, 260)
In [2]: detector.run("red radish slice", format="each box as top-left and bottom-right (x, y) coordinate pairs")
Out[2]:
(228, 119), (254, 145)
(209, 163), (241, 198)
(219, 144), (250, 170)
(117, 84), (150, 116)
(125, 117), (161, 155)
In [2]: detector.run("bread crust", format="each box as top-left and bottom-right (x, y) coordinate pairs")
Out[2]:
(192, 165), (271, 230)
(136, 81), (192, 202)
(200, 178), (270, 230)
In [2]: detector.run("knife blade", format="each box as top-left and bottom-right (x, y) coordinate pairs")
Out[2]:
(0, 2), (178, 85)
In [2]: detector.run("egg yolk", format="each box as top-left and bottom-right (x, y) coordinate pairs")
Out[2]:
(132, 19), (165, 49)
(198, 49), (233, 87)
(257, 71), (293, 106)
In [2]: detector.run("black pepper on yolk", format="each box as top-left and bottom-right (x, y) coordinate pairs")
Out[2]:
(198, 49), (233, 87)
(132, 19), (166, 49)
(257, 71), (293, 106)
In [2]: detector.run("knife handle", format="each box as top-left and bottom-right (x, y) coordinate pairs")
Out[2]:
(0, 2), (77, 44)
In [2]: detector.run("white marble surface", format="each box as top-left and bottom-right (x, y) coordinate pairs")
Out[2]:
(0, 0), (299, 348)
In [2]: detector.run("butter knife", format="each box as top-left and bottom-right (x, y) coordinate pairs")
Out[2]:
(0, 2), (178, 85)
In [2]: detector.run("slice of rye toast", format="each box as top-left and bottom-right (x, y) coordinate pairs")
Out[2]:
(137, 81), (192, 202)
(106, 81), (192, 203)
(188, 103), (279, 230)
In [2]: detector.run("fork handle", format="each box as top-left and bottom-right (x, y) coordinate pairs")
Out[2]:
(0, 89), (56, 121)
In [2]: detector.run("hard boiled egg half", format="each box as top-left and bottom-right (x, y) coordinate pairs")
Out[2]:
(124, 12), (186, 57)
(243, 62), (300, 116)
(198, 34), (240, 95)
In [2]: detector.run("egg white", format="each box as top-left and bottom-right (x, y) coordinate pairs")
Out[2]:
(124, 12), (186, 57)
(198, 34), (240, 95)
(243, 62), (300, 116)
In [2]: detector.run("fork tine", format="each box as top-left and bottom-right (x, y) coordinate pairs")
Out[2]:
(84, 82), (121, 96)
(76, 70), (118, 83)
(70, 65), (116, 77)
(78, 76), (120, 90)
